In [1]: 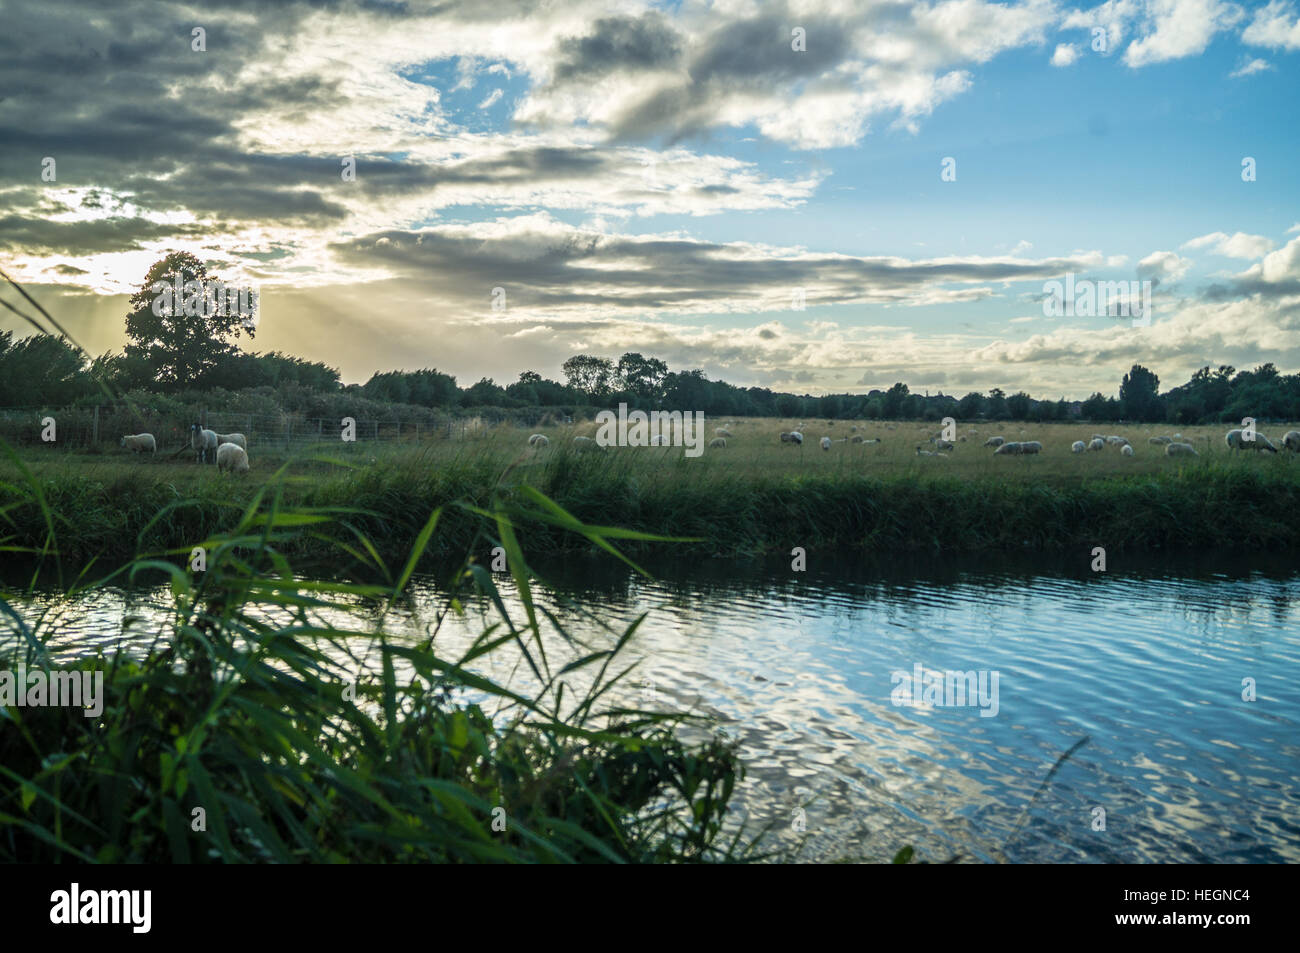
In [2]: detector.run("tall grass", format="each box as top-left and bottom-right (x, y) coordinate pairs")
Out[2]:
(0, 444), (748, 863)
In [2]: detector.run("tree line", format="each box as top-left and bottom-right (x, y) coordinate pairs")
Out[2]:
(3, 252), (1299, 424)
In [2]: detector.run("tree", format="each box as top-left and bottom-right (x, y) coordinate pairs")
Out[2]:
(562, 355), (615, 399)
(881, 382), (909, 418)
(957, 391), (984, 419)
(0, 331), (90, 406)
(616, 352), (669, 401)
(1006, 391), (1032, 419)
(123, 252), (255, 390)
(1119, 364), (1161, 421)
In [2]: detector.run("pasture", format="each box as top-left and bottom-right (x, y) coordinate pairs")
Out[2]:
(4, 416), (1300, 564)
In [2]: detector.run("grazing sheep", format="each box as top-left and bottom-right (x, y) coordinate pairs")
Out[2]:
(573, 435), (604, 452)
(983, 436), (1005, 447)
(1071, 440), (1086, 453)
(190, 423), (218, 464)
(780, 431), (804, 445)
(1105, 435), (1127, 446)
(850, 425), (859, 432)
(1284, 430), (1300, 452)
(931, 438), (954, 451)
(862, 438), (881, 445)
(715, 428), (733, 439)
(916, 446), (949, 458)
(1088, 438), (1105, 451)
(993, 441), (1023, 455)
(1166, 442), (1199, 457)
(708, 437), (727, 449)
(1092, 434), (1105, 441)
(1020, 441), (1042, 454)
(528, 433), (550, 448)
(1121, 444), (1135, 457)
(1149, 435), (1172, 445)
(120, 433), (156, 454)
(850, 434), (865, 444)
(216, 432), (247, 451)
(820, 436), (832, 451)
(216, 442), (249, 474)
(1225, 429), (1279, 452)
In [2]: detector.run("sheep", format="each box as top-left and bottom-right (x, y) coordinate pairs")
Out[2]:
(1071, 440), (1086, 453)
(1166, 442), (1199, 457)
(1088, 438), (1105, 451)
(916, 447), (948, 458)
(932, 438), (955, 451)
(1092, 434), (1106, 442)
(1105, 435), (1127, 446)
(120, 433), (156, 454)
(1284, 430), (1300, 452)
(1121, 444), (1135, 457)
(993, 441), (1023, 455)
(216, 432), (247, 451)
(573, 435), (604, 452)
(983, 436), (1005, 447)
(1149, 435), (1172, 445)
(850, 435), (865, 444)
(528, 433), (550, 448)
(715, 428), (733, 439)
(780, 431), (804, 445)
(1225, 429), (1279, 452)
(850, 425), (859, 432)
(190, 423), (218, 464)
(216, 442), (249, 474)
(1020, 441), (1042, 454)
(862, 438), (881, 445)
(820, 436), (832, 451)
(709, 437), (727, 449)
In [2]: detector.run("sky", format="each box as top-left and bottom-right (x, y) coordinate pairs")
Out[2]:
(1, 0), (1298, 398)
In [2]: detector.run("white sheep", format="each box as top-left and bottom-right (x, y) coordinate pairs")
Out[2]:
(780, 431), (804, 445)
(1166, 442), (1199, 457)
(1020, 441), (1042, 454)
(1121, 444), (1135, 457)
(916, 447), (948, 458)
(715, 428), (733, 439)
(573, 435), (604, 452)
(820, 436), (832, 451)
(216, 442), (249, 474)
(528, 433), (550, 448)
(1284, 430), (1300, 452)
(1071, 440), (1086, 453)
(1225, 429), (1279, 452)
(983, 436), (1005, 447)
(931, 438), (955, 451)
(993, 442), (1023, 455)
(216, 432), (247, 451)
(850, 434), (865, 444)
(120, 433), (156, 454)
(709, 437), (727, 449)
(190, 423), (218, 464)
(1088, 438), (1105, 451)
(1105, 435), (1127, 446)
(1148, 435), (1172, 445)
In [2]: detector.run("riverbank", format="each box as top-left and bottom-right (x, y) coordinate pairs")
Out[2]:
(4, 431), (1300, 567)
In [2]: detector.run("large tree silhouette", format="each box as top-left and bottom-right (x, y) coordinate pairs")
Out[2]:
(124, 251), (255, 389)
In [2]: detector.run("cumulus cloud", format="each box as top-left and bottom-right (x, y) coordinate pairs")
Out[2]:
(1137, 250), (1191, 285)
(1182, 231), (1276, 258)
(1229, 56), (1273, 76)
(1051, 43), (1081, 64)
(1241, 0), (1300, 49)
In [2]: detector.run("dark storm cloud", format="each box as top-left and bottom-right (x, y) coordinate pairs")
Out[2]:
(553, 14), (683, 80)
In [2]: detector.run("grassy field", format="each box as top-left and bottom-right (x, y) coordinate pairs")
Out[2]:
(4, 416), (1300, 566)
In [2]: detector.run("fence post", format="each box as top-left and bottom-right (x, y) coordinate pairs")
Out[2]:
(92, 405), (99, 446)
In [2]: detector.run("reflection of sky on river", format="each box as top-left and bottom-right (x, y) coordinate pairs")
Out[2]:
(5, 552), (1299, 864)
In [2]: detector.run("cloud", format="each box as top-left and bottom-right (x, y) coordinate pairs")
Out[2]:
(1051, 43), (1081, 65)
(1137, 250), (1191, 285)
(1228, 56), (1273, 77)
(1182, 231), (1276, 258)
(1123, 0), (1244, 67)
(479, 89), (504, 109)
(1241, 0), (1300, 49)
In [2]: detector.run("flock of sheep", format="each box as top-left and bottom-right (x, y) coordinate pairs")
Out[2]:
(119, 423), (250, 473)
